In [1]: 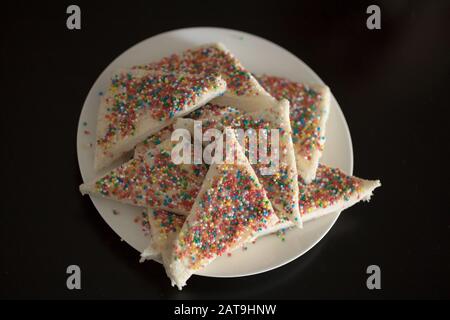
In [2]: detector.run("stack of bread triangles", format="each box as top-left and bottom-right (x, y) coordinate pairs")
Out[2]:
(80, 43), (380, 289)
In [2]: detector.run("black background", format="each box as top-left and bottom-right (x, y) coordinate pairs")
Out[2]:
(1, 0), (449, 299)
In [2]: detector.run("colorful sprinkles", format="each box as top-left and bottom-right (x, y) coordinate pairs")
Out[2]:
(174, 162), (276, 270)
(134, 125), (174, 158)
(94, 142), (208, 212)
(257, 75), (327, 161)
(276, 229), (287, 242)
(190, 104), (299, 221)
(97, 71), (223, 149)
(298, 164), (363, 215)
(151, 209), (185, 239)
(141, 211), (151, 236)
(137, 44), (257, 96)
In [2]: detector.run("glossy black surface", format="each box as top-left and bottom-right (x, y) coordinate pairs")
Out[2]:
(1, 0), (449, 299)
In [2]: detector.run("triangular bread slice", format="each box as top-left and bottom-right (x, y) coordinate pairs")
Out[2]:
(188, 101), (302, 227)
(165, 129), (279, 289)
(133, 125), (174, 159)
(135, 43), (277, 113)
(254, 164), (381, 238)
(95, 69), (226, 170)
(81, 129), (208, 215)
(257, 75), (331, 183)
(140, 209), (185, 262)
(133, 117), (199, 159)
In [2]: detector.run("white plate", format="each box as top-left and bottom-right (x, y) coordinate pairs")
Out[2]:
(77, 27), (353, 278)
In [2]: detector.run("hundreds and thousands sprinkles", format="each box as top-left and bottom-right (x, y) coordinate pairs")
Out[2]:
(137, 44), (258, 96)
(174, 163), (276, 270)
(90, 142), (208, 213)
(98, 72), (222, 148)
(134, 125), (174, 158)
(298, 165), (363, 215)
(258, 75), (327, 161)
(189, 103), (300, 224)
(150, 209), (185, 240)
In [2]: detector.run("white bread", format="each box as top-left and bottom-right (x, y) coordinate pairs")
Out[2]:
(257, 76), (331, 183)
(94, 69), (226, 170)
(133, 125), (174, 159)
(81, 131), (207, 215)
(133, 119), (196, 158)
(165, 129), (278, 289)
(135, 43), (277, 114)
(254, 165), (381, 238)
(140, 209), (185, 262)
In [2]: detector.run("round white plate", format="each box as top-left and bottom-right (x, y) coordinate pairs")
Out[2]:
(77, 27), (353, 278)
